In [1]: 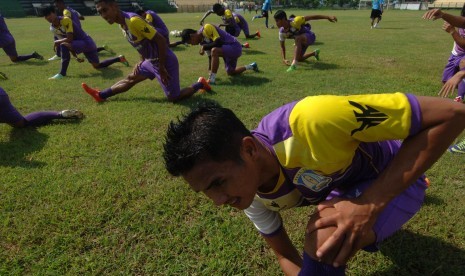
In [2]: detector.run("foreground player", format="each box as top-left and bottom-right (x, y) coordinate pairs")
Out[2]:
(0, 87), (83, 128)
(274, 10), (337, 72)
(164, 93), (465, 275)
(82, 0), (211, 103)
(252, 0), (273, 28)
(43, 6), (128, 80)
(135, 9), (183, 48)
(200, 4), (260, 39)
(0, 13), (43, 63)
(181, 25), (258, 84)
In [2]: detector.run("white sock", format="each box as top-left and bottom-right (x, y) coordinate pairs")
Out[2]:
(209, 73), (216, 82)
(245, 64), (253, 70)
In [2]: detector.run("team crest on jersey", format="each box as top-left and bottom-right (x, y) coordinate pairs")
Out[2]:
(293, 169), (332, 192)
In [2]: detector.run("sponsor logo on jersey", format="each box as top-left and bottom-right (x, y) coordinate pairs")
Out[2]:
(293, 168), (332, 192)
(349, 100), (388, 136)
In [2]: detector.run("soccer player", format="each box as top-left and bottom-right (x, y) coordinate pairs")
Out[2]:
(252, 0), (272, 28)
(135, 9), (184, 48)
(0, 87), (83, 128)
(181, 25), (258, 84)
(199, 4), (260, 39)
(0, 13), (43, 63)
(82, 0), (211, 103)
(42, 6), (128, 80)
(370, 0), (384, 29)
(48, 0), (114, 61)
(163, 93), (465, 275)
(274, 10), (337, 72)
(423, 6), (465, 103)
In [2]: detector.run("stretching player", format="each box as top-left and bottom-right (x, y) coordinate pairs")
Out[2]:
(135, 9), (183, 48)
(274, 10), (337, 72)
(82, 0), (211, 103)
(164, 93), (465, 275)
(42, 6), (128, 80)
(200, 4), (260, 39)
(181, 25), (258, 84)
(48, 0), (114, 61)
(0, 87), (83, 128)
(0, 13), (43, 63)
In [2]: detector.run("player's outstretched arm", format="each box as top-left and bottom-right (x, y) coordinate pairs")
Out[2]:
(200, 10), (214, 25)
(439, 70), (465, 98)
(443, 22), (465, 49)
(423, 8), (465, 28)
(263, 227), (303, 275)
(307, 95), (465, 267)
(304, 15), (337, 22)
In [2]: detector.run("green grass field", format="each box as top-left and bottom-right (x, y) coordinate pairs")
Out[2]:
(0, 9), (464, 275)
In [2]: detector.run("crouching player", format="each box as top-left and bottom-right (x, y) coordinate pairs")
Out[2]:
(82, 0), (211, 103)
(163, 93), (465, 275)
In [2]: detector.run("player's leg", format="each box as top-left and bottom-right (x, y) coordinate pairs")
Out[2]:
(241, 21), (258, 39)
(209, 47), (222, 83)
(49, 44), (71, 79)
(82, 62), (148, 102)
(4, 39), (42, 62)
(456, 58), (465, 102)
(264, 12), (269, 28)
(87, 51), (126, 69)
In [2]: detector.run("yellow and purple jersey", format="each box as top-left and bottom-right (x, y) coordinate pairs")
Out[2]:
(54, 16), (89, 40)
(144, 10), (169, 41)
(120, 11), (165, 60)
(63, 6), (82, 28)
(245, 93), (423, 235)
(200, 23), (238, 45)
(278, 16), (312, 41)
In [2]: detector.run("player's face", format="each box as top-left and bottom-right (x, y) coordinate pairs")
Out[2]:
(182, 144), (261, 210)
(96, 2), (118, 24)
(275, 18), (287, 28)
(44, 13), (57, 24)
(188, 34), (202, 45)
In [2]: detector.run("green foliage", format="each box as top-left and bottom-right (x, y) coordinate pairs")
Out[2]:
(0, 10), (464, 275)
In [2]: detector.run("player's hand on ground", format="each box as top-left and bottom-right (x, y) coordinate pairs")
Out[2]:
(328, 16), (337, 23)
(439, 75), (461, 97)
(200, 20), (204, 26)
(306, 197), (377, 267)
(199, 46), (205, 55)
(442, 22), (455, 33)
(423, 9), (443, 20)
(283, 59), (291, 66)
(75, 57), (84, 63)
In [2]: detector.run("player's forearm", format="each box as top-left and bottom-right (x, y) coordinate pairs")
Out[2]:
(200, 10), (213, 22)
(359, 96), (465, 213)
(442, 12), (465, 28)
(263, 228), (303, 276)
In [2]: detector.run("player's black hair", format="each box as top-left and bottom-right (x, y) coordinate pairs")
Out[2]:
(163, 101), (252, 176)
(273, 10), (287, 20)
(135, 9), (145, 16)
(212, 3), (224, 13)
(180, 28), (197, 43)
(461, 3), (465, 17)
(41, 5), (56, 16)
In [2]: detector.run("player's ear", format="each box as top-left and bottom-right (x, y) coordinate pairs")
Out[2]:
(241, 136), (258, 159)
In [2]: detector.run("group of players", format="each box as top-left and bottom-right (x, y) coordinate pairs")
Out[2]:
(1, 1), (465, 275)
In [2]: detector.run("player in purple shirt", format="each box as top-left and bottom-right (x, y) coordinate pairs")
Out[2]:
(82, 0), (211, 103)
(42, 6), (128, 80)
(135, 9), (184, 48)
(200, 4), (260, 39)
(181, 24), (258, 84)
(0, 14), (43, 63)
(0, 87), (83, 128)
(163, 94), (465, 275)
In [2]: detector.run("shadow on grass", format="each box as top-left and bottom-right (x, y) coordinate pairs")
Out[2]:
(242, 49), (267, 55)
(0, 128), (48, 168)
(75, 67), (125, 80)
(227, 74), (272, 86)
(422, 194), (445, 206)
(303, 62), (340, 70)
(372, 229), (465, 275)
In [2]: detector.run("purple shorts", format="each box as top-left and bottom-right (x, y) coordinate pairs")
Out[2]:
(136, 50), (181, 100)
(442, 53), (465, 82)
(71, 37), (99, 64)
(300, 32), (316, 55)
(222, 42), (242, 73)
(326, 174), (427, 251)
(0, 88), (23, 124)
(0, 33), (17, 57)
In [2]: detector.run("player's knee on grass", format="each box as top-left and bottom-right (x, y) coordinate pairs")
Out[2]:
(9, 56), (18, 62)
(304, 207), (341, 265)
